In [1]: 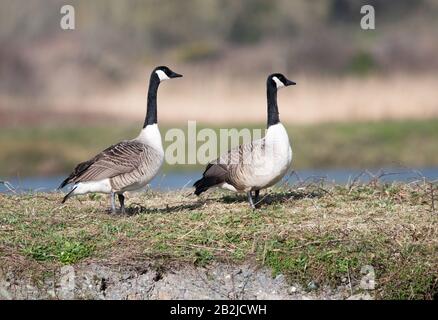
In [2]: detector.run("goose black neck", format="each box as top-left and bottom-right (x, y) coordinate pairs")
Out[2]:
(144, 74), (160, 127)
(267, 83), (279, 128)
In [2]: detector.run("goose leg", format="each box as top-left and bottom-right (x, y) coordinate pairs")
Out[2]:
(110, 192), (116, 214)
(254, 190), (260, 205)
(118, 194), (125, 214)
(247, 192), (255, 209)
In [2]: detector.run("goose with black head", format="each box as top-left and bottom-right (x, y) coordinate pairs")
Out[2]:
(193, 73), (296, 208)
(59, 66), (182, 213)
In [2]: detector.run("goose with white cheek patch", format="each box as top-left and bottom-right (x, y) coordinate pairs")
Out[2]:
(193, 73), (296, 209)
(59, 66), (182, 213)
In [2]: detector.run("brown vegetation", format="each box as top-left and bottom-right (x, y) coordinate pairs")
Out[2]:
(0, 182), (437, 299)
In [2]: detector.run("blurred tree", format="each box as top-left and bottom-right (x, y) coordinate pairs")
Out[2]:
(227, 0), (276, 44)
(0, 0), (437, 91)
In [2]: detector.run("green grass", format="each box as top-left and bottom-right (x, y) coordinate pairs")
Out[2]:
(22, 238), (94, 264)
(1, 119), (438, 177)
(0, 182), (437, 299)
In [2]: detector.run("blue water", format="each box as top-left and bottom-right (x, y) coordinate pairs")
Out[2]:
(1, 167), (437, 194)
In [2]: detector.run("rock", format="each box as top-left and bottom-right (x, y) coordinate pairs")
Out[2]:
(2, 263), (357, 300)
(157, 290), (172, 300)
(288, 286), (297, 294)
(347, 293), (373, 300)
(275, 274), (285, 282)
(0, 282), (12, 300)
(360, 265), (376, 290)
(307, 281), (319, 291)
(360, 277), (375, 290)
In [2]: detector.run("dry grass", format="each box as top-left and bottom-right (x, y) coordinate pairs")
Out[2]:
(3, 73), (438, 125)
(0, 181), (437, 299)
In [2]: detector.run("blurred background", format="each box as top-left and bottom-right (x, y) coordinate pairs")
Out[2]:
(1, 0), (438, 190)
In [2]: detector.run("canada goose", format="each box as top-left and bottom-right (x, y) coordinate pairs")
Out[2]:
(59, 66), (182, 213)
(193, 73), (296, 209)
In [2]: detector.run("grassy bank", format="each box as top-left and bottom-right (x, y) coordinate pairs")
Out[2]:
(0, 182), (437, 299)
(1, 119), (438, 177)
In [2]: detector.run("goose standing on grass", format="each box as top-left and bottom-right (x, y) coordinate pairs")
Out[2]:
(193, 73), (296, 209)
(59, 66), (182, 213)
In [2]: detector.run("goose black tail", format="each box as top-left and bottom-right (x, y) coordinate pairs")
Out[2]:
(193, 177), (222, 196)
(62, 186), (77, 204)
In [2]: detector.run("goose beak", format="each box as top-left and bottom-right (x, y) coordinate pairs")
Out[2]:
(285, 79), (296, 86)
(169, 71), (183, 78)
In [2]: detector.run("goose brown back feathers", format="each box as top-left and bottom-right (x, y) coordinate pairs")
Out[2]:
(194, 138), (266, 194)
(59, 140), (160, 191)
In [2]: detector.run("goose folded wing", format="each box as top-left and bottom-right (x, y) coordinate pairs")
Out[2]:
(66, 141), (147, 184)
(202, 139), (264, 180)
(218, 139), (264, 168)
